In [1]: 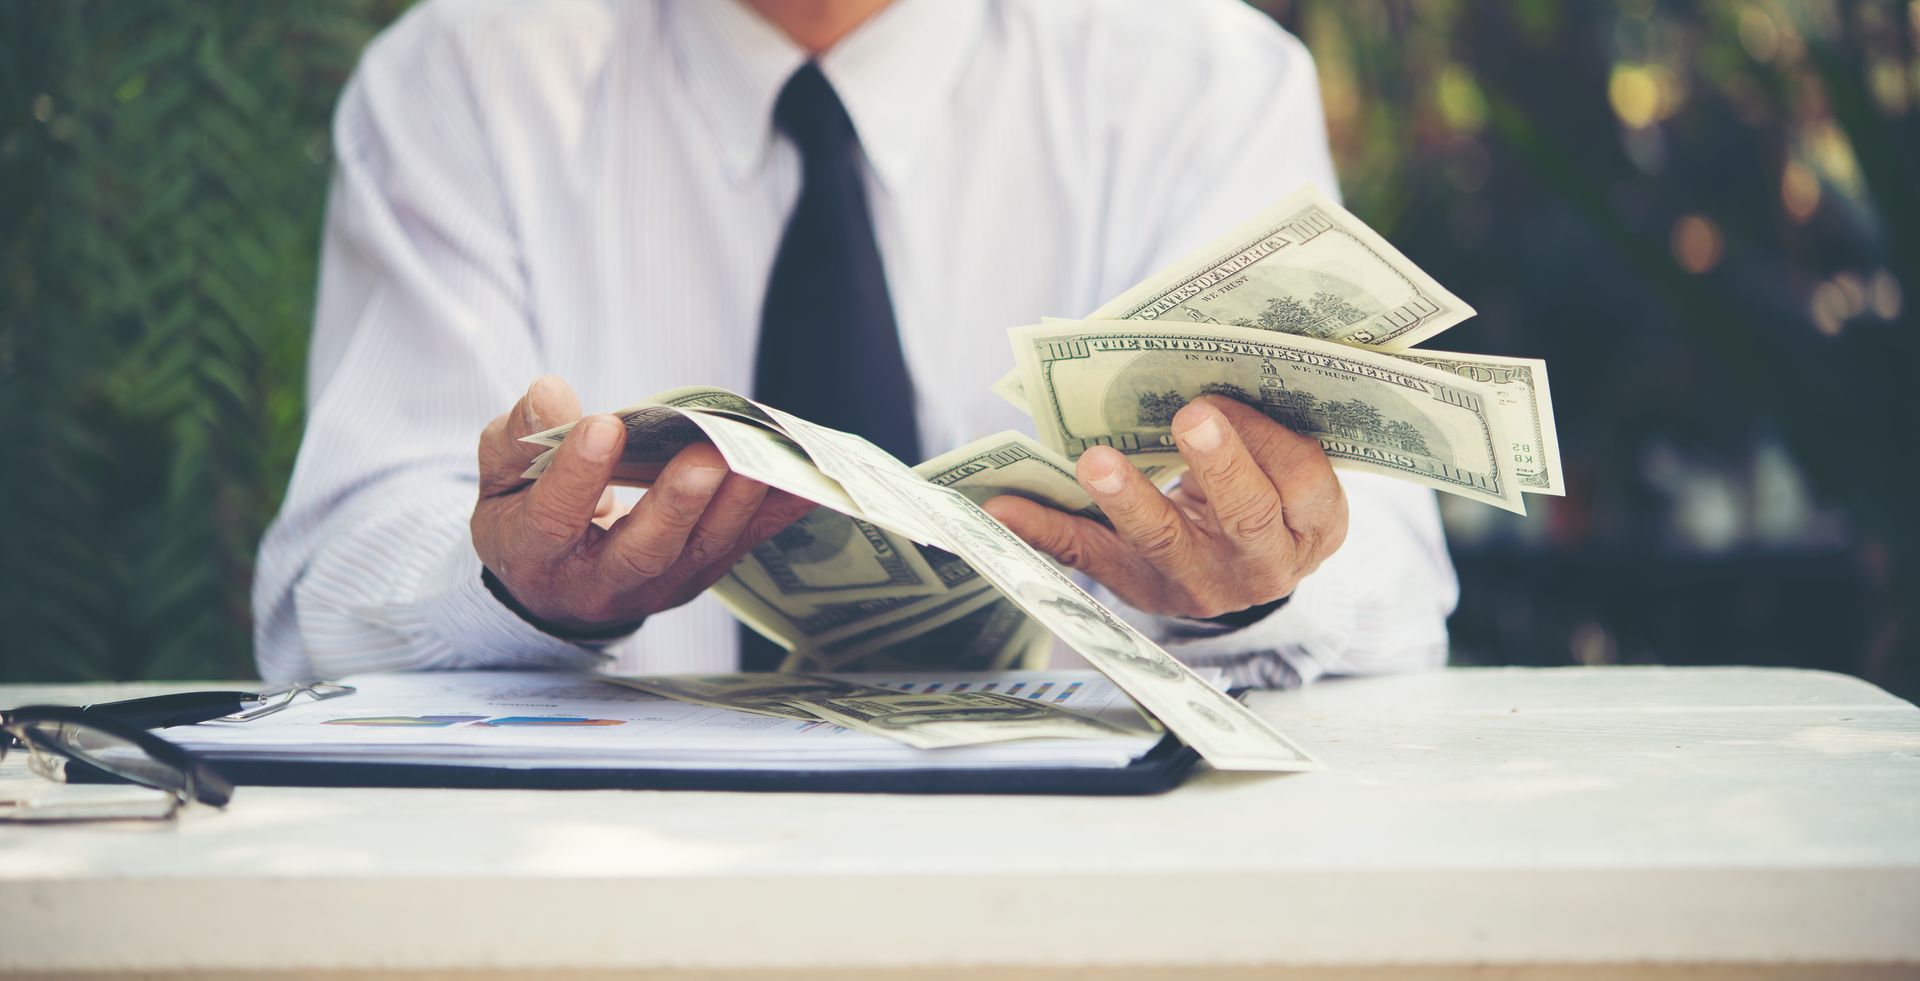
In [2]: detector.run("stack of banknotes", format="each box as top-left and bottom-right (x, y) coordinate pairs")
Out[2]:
(517, 186), (1559, 771)
(992, 184), (1562, 511)
(610, 673), (1140, 751)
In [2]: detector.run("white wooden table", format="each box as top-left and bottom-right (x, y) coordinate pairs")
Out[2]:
(2, 666), (1917, 979)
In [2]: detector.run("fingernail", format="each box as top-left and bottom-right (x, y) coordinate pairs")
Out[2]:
(581, 417), (618, 459)
(1179, 411), (1224, 452)
(1087, 456), (1126, 495)
(687, 466), (726, 491)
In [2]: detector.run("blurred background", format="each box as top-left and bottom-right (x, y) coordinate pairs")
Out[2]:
(1, 1), (1915, 699)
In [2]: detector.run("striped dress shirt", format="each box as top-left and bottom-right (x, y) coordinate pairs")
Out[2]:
(252, 0), (1459, 686)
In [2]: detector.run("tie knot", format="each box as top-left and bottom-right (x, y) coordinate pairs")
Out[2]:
(773, 63), (856, 157)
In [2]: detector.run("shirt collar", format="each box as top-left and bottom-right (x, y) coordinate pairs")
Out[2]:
(666, 0), (986, 189)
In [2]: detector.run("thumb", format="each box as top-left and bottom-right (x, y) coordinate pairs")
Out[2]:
(511, 375), (585, 442)
(480, 376), (585, 497)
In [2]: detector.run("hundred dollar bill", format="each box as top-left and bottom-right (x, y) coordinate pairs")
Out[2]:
(647, 385), (784, 429)
(918, 431), (1103, 522)
(781, 583), (1030, 672)
(521, 385), (782, 449)
(519, 397), (883, 533)
(669, 411), (876, 522)
(1007, 320), (1526, 514)
(1089, 184), (1473, 349)
(922, 429), (1177, 510)
(1000, 340), (1561, 498)
(520, 390), (1318, 767)
(720, 539), (987, 663)
(517, 385), (793, 488)
(519, 388), (1322, 767)
(782, 434), (1107, 671)
(515, 399), (835, 498)
(847, 466), (1321, 771)
(758, 433), (1106, 671)
(756, 404), (946, 546)
(519, 403), (709, 486)
(799, 603), (1054, 674)
(517, 388), (960, 645)
(606, 673), (897, 723)
(788, 690), (1130, 749)
(721, 431), (1097, 671)
(990, 368), (1031, 412)
(1379, 351), (1563, 495)
(729, 511), (945, 607)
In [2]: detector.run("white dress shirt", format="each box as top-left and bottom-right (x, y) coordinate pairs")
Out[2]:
(253, 0), (1459, 686)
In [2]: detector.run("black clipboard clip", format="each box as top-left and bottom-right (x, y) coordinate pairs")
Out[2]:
(73, 682), (356, 730)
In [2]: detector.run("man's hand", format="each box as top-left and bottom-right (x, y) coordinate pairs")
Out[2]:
(472, 376), (814, 637)
(983, 396), (1348, 621)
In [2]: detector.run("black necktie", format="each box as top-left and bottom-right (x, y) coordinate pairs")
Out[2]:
(743, 63), (921, 671)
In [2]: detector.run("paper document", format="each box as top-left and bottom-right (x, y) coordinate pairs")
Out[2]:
(163, 670), (1203, 772)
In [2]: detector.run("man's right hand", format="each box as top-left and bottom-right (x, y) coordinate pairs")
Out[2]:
(471, 376), (814, 638)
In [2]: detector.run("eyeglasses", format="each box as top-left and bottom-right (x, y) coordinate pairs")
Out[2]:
(1, 705), (233, 821)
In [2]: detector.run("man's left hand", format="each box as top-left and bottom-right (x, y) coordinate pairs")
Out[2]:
(983, 395), (1349, 621)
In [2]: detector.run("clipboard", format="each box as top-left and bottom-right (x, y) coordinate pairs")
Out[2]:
(68, 734), (1201, 796)
(62, 671), (1232, 797)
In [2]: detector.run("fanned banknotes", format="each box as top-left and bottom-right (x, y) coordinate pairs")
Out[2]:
(1090, 184), (1475, 348)
(991, 185), (1562, 503)
(607, 673), (898, 723)
(521, 389), (1318, 771)
(715, 430), (1092, 675)
(1384, 350), (1562, 495)
(788, 690), (1133, 750)
(507, 184), (1556, 768)
(1006, 320), (1529, 513)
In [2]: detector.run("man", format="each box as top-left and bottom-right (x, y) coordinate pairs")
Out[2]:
(254, 0), (1458, 686)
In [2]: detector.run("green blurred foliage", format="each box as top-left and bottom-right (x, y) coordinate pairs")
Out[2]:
(1264, 0), (1920, 696)
(1, 1), (410, 681)
(1, 1), (1915, 691)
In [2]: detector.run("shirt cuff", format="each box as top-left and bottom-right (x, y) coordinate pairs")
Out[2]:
(415, 539), (615, 670)
(1144, 596), (1334, 688)
(1103, 568), (1356, 689)
(1159, 594), (1291, 638)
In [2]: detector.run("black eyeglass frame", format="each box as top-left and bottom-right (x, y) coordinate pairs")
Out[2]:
(1, 705), (234, 810)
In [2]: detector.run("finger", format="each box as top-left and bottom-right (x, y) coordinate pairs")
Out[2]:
(1198, 395), (1347, 543)
(653, 492), (815, 608)
(514, 413), (623, 555)
(592, 487), (639, 531)
(596, 442), (729, 586)
(479, 376), (585, 496)
(1163, 482), (1212, 525)
(1173, 473), (1207, 506)
(675, 473), (771, 570)
(1172, 399), (1286, 546)
(511, 375), (584, 440)
(1076, 447), (1203, 570)
(981, 494), (1148, 591)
